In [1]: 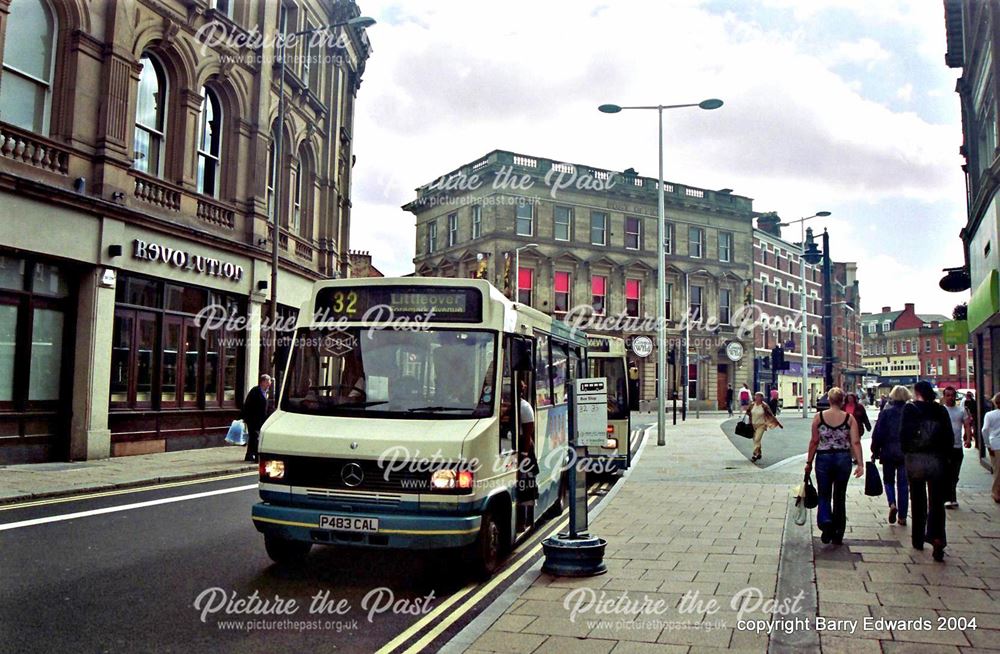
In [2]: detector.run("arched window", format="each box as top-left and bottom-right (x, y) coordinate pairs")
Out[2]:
(134, 54), (167, 176)
(196, 87), (222, 197)
(0, 0), (56, 133)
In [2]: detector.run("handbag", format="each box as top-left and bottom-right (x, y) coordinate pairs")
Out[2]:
(864, 460), (883, 496)
(225, 419), (247, 446)
(803, 474), (818, 509)
(735, 415), (754, 439)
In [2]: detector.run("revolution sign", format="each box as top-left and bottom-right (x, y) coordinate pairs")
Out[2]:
(131, 239), (245, 282)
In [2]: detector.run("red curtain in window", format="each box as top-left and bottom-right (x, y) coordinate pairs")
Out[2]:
(518, 267), (533, 290)
(591, 275), (606, 295)
(625, 279), (640, 299)
(554, 271), (570, 293)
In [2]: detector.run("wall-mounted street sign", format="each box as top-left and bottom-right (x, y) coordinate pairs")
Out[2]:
(574, 377), (608, 447)
(725, 341), (745, 362)
(631, 335), (653, 358)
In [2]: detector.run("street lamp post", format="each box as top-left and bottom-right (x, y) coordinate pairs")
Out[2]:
(514, 243), (539, 302)
(778, 212), (830, 418)
(269, 15), (375, 380)
(599, 99), (723, 445)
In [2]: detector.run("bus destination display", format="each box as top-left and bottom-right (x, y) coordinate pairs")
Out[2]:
(315, 286), (483, 322)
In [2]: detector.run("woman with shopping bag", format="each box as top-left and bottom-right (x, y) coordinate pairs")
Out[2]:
(804, 387), (864, 545)
(746, 392), (783, 462)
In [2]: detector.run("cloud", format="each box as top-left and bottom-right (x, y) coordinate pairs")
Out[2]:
(896, 83), (914, 102)
(349, 0), (967, 294)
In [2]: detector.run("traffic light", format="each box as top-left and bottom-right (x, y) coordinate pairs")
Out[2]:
(667, 346), (676, 365)
(771, 346), (785, 371)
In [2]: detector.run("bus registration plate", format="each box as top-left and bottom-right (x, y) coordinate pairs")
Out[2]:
(319, 515), (379, 533)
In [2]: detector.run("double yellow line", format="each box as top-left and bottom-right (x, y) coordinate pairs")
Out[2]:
(376, 481), (611, 654)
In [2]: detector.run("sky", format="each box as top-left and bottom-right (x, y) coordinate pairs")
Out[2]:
(348, 0), (968, 317)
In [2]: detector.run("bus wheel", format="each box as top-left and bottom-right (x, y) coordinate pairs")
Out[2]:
(467, 511), (502, 579)
(264, 535), (312, 565)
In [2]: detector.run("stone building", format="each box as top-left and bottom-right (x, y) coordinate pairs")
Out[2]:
(0, 0), (372, 463)
(404, 149), (757, 411)
(830, 261), (864, 391)
(347, 250), (383, 277)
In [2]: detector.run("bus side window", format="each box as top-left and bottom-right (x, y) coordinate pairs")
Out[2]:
(499, 337), (514, 453)
(551, 341), (568, 405)
(535, 333), (553, 407)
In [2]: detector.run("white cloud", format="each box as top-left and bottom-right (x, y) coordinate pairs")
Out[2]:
(349, 0), (967, 292)
(896, 83), (914, 102)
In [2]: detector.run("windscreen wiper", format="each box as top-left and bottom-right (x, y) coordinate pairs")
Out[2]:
(405, 406), (470, 413)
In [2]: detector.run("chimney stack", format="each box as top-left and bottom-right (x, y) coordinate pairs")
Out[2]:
(881, 306), (891, 313)
(756, 212), (782, 238)
(904, 303), (915, 312)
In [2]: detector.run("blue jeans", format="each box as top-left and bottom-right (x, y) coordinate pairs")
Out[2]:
(816, 451), (853, 539)
(882, 460), (908, 520)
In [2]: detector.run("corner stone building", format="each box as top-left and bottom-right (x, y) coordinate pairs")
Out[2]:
(0, 0), (372, 463)
(405, 150), (756, 410)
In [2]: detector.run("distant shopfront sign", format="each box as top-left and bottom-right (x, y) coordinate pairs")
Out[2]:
(131, 239), (244, 282)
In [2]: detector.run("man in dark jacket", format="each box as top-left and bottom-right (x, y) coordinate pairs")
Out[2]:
(901, 381), (953, 561)
(242, 374), (272, 462)
(871, 386), (910, 526)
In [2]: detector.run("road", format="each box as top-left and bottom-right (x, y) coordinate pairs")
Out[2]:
(0, 428), (646, 654)
(721, 406), (882, 468)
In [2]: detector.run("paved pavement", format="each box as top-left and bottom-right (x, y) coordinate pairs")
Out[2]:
(454, 412), (1000, 653)
(0, 445), (255, 504)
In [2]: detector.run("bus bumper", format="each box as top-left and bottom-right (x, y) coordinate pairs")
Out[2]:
(251, 502), (482, 550)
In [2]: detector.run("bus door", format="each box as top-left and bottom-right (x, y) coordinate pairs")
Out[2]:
(507, 336), (536, 532)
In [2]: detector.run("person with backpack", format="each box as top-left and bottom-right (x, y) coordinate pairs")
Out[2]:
(901, 381), (954, 562)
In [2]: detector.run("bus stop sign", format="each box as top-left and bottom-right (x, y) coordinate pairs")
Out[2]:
(575, 378), (608, 447)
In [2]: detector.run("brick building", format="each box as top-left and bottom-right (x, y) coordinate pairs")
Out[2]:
(861, 304), (971, 392)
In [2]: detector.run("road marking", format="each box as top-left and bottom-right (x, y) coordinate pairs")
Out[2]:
(0, 484), (257, 531)
(0, 471), (257, 512)
(377, 483), (609, 654)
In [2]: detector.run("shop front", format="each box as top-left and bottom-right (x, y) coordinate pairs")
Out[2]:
(969, 269), (1000, 467)
(0, 253), (77, 463)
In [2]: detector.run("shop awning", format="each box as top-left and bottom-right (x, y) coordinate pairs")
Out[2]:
(968, 269), (999, 331)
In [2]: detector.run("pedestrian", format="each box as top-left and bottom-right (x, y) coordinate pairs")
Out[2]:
(901, 381), (953, 561)
(242, 373), (272, 463)
(726, 384), (735, 417)
(804, 387), (864, 545)
(845, 392), (872, 436)
(739, 383), (751, 409)
(942, 386), (973, 509)
(768, 387), (780, 416)
(964, 391), (978, 443)
(746, 391), (783, 462)
(628, 363), (641, 412)
(980, 393), (1000, 503)
(871, 385), (911, 526)
(868, 387), (876, 406)
(880, 394), (888, 410)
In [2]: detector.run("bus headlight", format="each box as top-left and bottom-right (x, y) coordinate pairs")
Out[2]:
(260, 458), (285, 481)
(430, 469), (475, 491)
(603, 438), (618, 450)
(431, 470), (456, 489)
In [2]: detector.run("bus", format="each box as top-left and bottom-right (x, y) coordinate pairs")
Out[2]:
(251, 277), (587, 576)
(584, 335), (632, 474)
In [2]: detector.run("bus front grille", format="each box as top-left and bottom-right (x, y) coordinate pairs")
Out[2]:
(283, 456), (428, 493)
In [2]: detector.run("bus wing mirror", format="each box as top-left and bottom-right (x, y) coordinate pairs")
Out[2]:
(511, 339), (532, 372)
